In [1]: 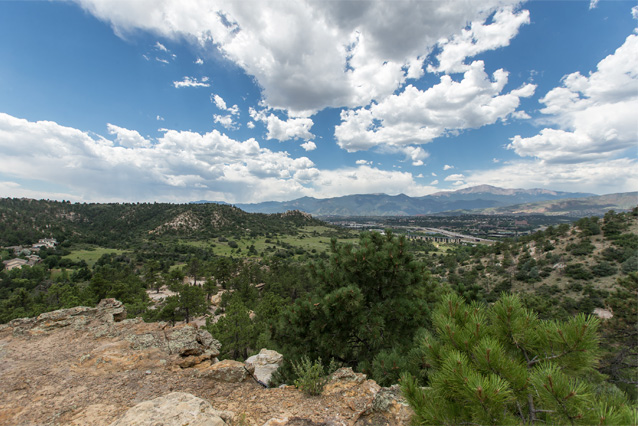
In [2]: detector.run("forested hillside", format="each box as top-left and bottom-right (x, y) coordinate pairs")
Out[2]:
(416, 209), (638, 401)
(1, 200), (636, 424)
(0, 198), (322, 246)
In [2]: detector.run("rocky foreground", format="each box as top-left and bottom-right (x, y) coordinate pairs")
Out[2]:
(0, 300), (411, 425)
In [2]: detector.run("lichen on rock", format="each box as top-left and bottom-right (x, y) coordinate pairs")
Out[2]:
(107, 392), (230, 426)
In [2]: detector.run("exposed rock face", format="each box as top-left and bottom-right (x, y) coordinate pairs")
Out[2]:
(108, 392), (228, 426)
(245, 348), (284, 386)
(323, 368), (412, 426)
(201, 359), (255, 382)
(0, 301), (411, 426)
(4, 298), (126, 337)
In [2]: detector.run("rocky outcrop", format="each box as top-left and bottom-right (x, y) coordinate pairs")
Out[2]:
(323, 368), (412, 426)
(108, 392), (230, 426)
(2, 298), (127, 337)
(200, 359), (255, 382)
(245, 348), (284, 386)
(0, 301), (411, 426)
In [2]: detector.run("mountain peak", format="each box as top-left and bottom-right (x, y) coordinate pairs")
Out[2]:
(431, 185), (569, 197)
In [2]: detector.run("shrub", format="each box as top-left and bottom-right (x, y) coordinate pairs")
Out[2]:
(621, 256), (638, 275)
(591, 261), (618, 277)
(292, 356), (331, 396)
(565, 263), (593, 280)
(567, 239), (595, 256)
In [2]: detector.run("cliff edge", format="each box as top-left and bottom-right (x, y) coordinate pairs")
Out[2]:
(0, 300), (411, 425)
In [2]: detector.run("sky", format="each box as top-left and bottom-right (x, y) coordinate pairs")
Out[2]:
(0, 0), (636, 204)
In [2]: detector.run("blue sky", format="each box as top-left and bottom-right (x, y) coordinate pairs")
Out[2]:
(0, 0), (636, 203)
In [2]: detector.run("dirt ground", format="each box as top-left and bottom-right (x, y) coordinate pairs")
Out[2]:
(0, 302), (410, 426)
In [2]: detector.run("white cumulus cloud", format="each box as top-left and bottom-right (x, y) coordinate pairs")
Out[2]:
(0, 112), (444, 203)
(427, 8), (530, 74)
(464, 159), (638, 195)
(300, 141), (317, 151)
(213, 114), (237, 130)
(335, 60), (535, 150)
(71, 0), (523, 115)
(211, 93), (240, 117)
(250, 108), (314, 142)
(173, 76), (210, 88)
(445, 173), (465, 182)
(107, 123), (150, 148)
(508, 34), (638, 163)
(154, 41), (168, 52)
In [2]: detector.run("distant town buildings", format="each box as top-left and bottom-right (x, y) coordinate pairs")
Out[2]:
(1, 238), (56, 270)
(3, 258), (29, 271)
(32, 238), (58, 249)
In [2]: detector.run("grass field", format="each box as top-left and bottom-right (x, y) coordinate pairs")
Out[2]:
(62, 247), (125, 267)
(179, 225), (360, 258)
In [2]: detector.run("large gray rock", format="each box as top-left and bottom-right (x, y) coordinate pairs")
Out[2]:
(245, 348), (284, 386)
(166, 325), (221, 357)
(108, 392), (229, 426)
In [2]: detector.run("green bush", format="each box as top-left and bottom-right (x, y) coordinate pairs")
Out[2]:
(292, 356), (332, 396)
(591, 261), (618, 277)
(621, 256), (638, 275)
(565, 263), (593, 280)
(567, 239), (595, 256)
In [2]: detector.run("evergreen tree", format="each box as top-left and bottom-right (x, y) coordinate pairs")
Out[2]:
(401, 293), (636, 425)
(599, 273), (638, 400)
(276, 231), (438, 374)
(208, 295), (255, 360)
(176, 283), (207, 324)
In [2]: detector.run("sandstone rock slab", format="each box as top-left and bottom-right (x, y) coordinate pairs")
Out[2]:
(107, 392), (227, 426)
(201, 359), (255, 382)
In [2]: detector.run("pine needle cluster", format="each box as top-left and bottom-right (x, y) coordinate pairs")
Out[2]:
(401, 293), (637, 425)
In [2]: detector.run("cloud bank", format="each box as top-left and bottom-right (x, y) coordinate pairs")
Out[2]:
(0, 113), (437, 203)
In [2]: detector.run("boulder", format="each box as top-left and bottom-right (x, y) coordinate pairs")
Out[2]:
(356, 385), (412, 426)
(201, 359), (255, 382)
(108, 392), (228, 426)
(323, 368), (412, 425)
(210, 290), (230, 306)
(97, 298), (127, 322)
(245, 348), (284, 386)
(166, 325), (221, 357)
(176, 350), (217, 369)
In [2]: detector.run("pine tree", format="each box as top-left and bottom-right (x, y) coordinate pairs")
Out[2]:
(176, 283), (207, 324)
(208, 296), (255, 360)
(401, 293), (636, 426)
(275, 231), (438, 375)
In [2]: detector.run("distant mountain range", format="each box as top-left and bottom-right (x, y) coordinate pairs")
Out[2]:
(458, 191), (638, 217)
(192, 185), (623, 216)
